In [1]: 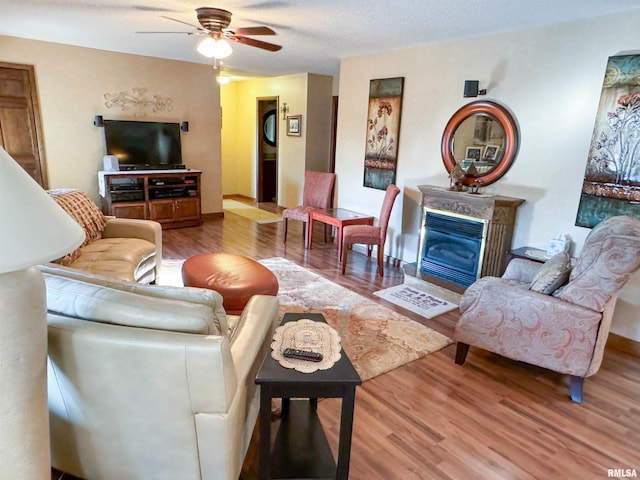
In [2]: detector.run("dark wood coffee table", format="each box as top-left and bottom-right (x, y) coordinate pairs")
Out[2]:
(308, 208), (374, 258)
(255, 312), (362, 480)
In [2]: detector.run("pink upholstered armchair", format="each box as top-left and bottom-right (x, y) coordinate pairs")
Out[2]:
(282, 171), (336, 247)
(454, 215), (640, 403)
(341, 184), (401, 278)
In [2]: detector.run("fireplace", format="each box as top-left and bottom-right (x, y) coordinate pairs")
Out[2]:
(419, 209), (488, 288)
(414, 185), (525, 289)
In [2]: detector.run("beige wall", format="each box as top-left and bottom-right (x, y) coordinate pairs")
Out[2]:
(0, 36), (222, 214)
(220, 81), (242, 196)
(220, 72), (333, 207)
(334, 11), (640, 340)
(305, 74), (333, 173)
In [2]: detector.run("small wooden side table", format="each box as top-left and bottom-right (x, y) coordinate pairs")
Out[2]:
(255, 312), (362, 480)
(308, 208), (374, 258)
(508, 246), (576, 267)
(508, 246), (548, 264)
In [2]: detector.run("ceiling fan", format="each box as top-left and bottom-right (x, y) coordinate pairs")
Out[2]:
(138, 7), (282, 59)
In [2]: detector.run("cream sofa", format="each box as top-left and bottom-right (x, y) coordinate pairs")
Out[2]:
(40, 263), (279, 480)
(48, 189), (162, 283)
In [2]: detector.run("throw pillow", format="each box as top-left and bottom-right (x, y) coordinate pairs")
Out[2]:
(529, 251), (571, 295)
(48, 189), (107, 265)
(48, 189), (106, 243)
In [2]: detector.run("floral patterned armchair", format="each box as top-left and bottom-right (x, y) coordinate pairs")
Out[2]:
(454, 215), (640, 403)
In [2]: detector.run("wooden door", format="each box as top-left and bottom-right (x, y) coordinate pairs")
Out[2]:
(329, 95), (338, 173)
(0, 62), (47, 187)
(257, 97), (278, 202)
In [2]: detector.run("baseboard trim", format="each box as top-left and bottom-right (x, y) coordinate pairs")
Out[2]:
(223, 194), (255, 202)
(202, 212), (224, 220)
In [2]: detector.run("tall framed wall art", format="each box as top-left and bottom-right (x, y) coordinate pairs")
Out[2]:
(576, 54), (640, 227)
(363, 77), (404, 190)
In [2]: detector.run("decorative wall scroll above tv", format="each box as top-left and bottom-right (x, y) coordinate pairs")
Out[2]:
(575, 54), (640, 228)
(103, 87), (173, 118)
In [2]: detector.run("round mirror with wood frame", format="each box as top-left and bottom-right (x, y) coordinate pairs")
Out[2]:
(441, 100), (519, 187)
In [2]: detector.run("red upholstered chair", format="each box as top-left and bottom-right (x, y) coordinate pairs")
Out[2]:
(282, 171), (336, 247)
(341, 184), (401, 277)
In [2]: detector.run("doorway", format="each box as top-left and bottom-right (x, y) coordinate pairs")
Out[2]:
(257, 97), (278, 202)
(0, 62), (48, 187)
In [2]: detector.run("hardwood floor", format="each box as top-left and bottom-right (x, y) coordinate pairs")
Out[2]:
(53, 200), (640, 480)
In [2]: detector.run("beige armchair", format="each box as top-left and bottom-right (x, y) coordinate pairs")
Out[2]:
(454, 215), (640, 403)
(40, 263), (279, 480)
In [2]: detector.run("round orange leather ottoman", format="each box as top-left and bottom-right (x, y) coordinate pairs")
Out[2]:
(181, 253), (279, 314)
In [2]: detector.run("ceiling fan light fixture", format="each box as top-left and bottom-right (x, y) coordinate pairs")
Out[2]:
(197, 36), (233, 59)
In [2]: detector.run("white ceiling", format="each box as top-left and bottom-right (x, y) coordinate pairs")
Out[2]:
(2, 0), (640, 78)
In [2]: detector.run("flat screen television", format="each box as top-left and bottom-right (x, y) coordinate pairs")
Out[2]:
(103, 120), (183, 169)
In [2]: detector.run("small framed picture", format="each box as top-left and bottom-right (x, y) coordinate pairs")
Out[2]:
(465, 146), (483, 161)
(286, 115), (302, 136)
(483, 145), (500, 162)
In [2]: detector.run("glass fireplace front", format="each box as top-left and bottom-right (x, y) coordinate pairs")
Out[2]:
(418, 208), (488, 288)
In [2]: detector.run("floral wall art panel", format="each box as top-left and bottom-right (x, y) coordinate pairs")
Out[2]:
(576, 54), (640, 227)
(363, 77), (404, 190)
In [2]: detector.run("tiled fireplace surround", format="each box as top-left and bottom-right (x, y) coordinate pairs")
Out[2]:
(416, 185), (524, 291)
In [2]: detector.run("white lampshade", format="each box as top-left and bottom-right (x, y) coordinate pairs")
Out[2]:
(197, 36), (233, 59)
(0, 146), (85, 273)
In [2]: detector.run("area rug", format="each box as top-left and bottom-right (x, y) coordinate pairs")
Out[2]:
(223, 199), (282, 224)
(373, 279), (459, 319)
(159, 257), (453, 381)
(258, 257), (453, 381)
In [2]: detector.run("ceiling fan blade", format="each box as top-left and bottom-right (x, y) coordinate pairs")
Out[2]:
(227, 26), (276, 36)
(160, 15), (203, 31)
(227, 35), (282, 52)
(133, 6), (177, 12)
(135, 31), (196, 35)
